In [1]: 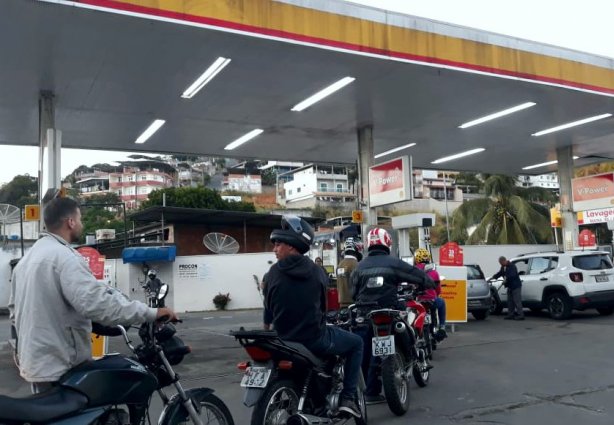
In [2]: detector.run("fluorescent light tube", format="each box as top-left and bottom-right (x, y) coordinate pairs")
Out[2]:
(291, 77), (355, 112)
(531, 113), (612, 136)
(181, 57), (231, 99)
(459, 102), (536, 129)
(374, 143), (416, 159)
(224, 129), (264, 150)
(522, 156), (580, 170)
(134, 119), (165, 144)
(431, 148), (485, 164)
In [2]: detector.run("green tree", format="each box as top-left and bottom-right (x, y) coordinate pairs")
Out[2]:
(140, 187), (256, 212)
(79, 193), (125, 244)
(261, 168), (277, 186)
(451, 175), (553, 244)
(0, 175), (38, 207)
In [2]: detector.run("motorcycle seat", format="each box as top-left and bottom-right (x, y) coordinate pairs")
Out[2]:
(282, 341), (326, 369)
(0, 386), (89, 422)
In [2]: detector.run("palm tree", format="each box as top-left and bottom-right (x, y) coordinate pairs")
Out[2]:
(451, 175), (554, 244)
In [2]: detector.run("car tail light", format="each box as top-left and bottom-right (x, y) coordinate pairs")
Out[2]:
(569, 272), (583, 282)
(245, 346), (272, 362)
(237, 361), (250, 370)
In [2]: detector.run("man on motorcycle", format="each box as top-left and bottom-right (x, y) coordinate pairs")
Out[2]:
(144, 269), (165, 307)
(336, 238), (363, 308)
(414, 248), (447, 341)
(265, 215), (364, 418)
(9, 197), (178, 393)
(351, 228), (434, 403)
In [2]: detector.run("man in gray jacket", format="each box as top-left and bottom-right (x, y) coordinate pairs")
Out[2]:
(9, 197), (178, 393)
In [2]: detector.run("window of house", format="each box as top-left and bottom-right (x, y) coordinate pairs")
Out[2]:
(336, 184), (343, 192)
(297, 187), (301, 193)
(141, 175), (147, 181)
(320, 183), (328, 191)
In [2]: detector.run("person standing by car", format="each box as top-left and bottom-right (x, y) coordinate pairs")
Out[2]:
(490, 256), (524, 320)
(336, 238), (362, 308)
(351, 228), (434, 403)
(9, 197), (178, 394)
(265, 215), (364, 418)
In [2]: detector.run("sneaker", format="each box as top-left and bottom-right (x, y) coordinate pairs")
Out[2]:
(435, 328), (447, 341)
(339, 398), (361, 418)
(364, 394), (386, 405)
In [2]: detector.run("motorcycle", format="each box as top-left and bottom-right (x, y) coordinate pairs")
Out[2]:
(0, 284), (234, 425)
(232, 306), (368, 425)
(363, 298), (429, 417)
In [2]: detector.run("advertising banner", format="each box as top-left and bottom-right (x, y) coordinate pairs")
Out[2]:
(437, 266), (467, 323)
(577, 207), (614, 224)
(368, 156), (412, 207)
(572, 172), (614, 211)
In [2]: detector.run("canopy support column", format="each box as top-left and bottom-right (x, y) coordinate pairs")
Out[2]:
(557, 146), (577, 251)
(357, 125), (376, 235)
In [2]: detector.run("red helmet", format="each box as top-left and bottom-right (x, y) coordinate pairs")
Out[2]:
(366, 228), (392, 252)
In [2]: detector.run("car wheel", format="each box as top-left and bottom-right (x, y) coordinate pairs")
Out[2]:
(489, 289), (503, 315)
(546, 292), (572, 320)
(596, 307), (614, 316)
(471, 310), (489, 320)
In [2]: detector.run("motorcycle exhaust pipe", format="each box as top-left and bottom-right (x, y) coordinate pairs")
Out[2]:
(287, 413), (333, 425)
(394, 321), (406, 333)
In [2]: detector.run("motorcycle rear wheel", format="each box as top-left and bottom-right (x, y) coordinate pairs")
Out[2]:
(381, 350), (410, 416)
(412, 349), (430, 388)
(251, 379), (299, 425)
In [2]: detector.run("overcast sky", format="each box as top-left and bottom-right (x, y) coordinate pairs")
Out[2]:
(1, 0), (613, 185)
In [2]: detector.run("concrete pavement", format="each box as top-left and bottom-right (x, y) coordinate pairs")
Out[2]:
(2, 309), (614, 424)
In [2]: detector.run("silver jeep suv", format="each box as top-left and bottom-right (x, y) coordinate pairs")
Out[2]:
(490, 250), (614, 320)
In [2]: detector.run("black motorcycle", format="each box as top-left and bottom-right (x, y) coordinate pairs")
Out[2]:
(0, 284), (234, 425)
(232, 307), (367, 425)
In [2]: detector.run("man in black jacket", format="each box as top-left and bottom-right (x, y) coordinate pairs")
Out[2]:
(490, 256), (524, 320)
(264, 215), (363, 418)
(351, 227), (434, 403)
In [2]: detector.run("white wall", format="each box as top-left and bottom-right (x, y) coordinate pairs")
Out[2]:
(0, 243), (35, 310)
(432, 244), (558, 278)
(110, 252), (276, 312)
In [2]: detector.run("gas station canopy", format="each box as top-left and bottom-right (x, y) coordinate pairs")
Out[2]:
(1, 0), (614, 175)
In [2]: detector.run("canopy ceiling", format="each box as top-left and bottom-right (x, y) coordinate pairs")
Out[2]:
(1, 0), (613, 175)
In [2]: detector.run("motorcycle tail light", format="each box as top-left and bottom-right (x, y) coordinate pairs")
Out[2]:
(569, 272), (583, 282)
(245, 346), (272, 362)
(376, 328), (390, 337)
(278, 360), (293, 370)
(237, 361), (250, 370)
(371, 314), (392, 325)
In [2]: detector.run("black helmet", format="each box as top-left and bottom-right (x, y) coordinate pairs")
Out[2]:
(270, 215), (314, 254)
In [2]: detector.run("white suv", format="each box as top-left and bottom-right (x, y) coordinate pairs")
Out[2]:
(490, 250), (614, 320)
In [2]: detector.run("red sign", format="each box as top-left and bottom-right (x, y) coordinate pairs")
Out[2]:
(439, 242), (464, 266)
(77, 247), (106, 280)
(572, 172), (614, 211)
(368, 156), (412, 207)
(578, 229), (596, 247)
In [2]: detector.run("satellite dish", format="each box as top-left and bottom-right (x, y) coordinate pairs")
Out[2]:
(0, 204), (21, 225)
(203, 232), (240, 254)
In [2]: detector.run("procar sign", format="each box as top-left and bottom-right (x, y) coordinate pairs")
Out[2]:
(368, 156), (412, 207)
(572, 172), (614, 211)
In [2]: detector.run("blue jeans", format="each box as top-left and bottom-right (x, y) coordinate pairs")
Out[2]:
(353, 326), (382, 396)
(305, 327), (363, 399)
(434, 297), (446, 326)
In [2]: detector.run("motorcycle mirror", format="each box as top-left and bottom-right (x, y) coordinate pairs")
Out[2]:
(158, 284), (169, 300)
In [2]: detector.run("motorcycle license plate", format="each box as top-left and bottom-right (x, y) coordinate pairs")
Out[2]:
(372, 335), (395, 357)
(240, 367), (271, 388)
(595, 275), (609, 282)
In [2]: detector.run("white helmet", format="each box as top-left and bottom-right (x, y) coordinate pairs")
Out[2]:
(366, 228), (392, 253)
(148, 269), (157, 278)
